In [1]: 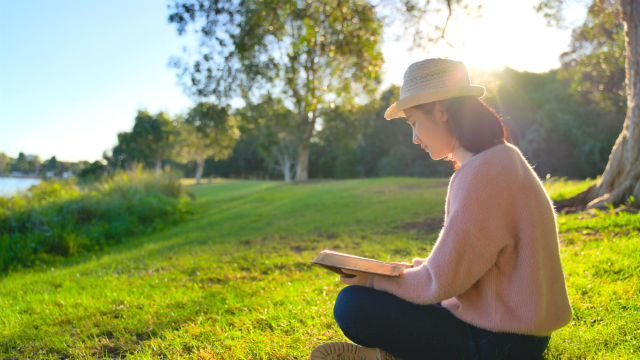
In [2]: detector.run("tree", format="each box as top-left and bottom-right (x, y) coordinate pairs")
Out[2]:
(130, 110), (177, 173)
(271, 139), (299, 182)
(168, 0), (390, 180)
(109, 110), (177, 173)
(76, 161), (108, 182)
(556, 0), (626, 115)
(41, 156), (61, 177)
(0, 153), (9, 176)
(110, 131), (136, 170)
(12, 152), (30, 174)
(537, 0), (640, 210)
(236, 94), (301, 182)
(203, 136), (272, 179)
(176, 102), (240, 184)
(487, 67), (620, 179)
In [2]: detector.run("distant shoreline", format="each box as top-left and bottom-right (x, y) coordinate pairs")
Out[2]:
(0, 176), (41, 179)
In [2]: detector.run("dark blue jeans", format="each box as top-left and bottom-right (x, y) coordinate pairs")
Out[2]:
(333, 285), (551, 360)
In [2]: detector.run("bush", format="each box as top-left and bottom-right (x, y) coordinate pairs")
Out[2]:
(376, 147), (410, 176)
(0, 170), (193, 273)
(334, 152), (364, 179)
(76, 161), (108, 183)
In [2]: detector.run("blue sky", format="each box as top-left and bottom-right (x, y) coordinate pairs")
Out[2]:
(0, 0), (587, 162)
(0, 1), (192, 162)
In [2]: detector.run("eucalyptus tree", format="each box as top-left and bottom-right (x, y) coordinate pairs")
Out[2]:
(176, 102), (240, 184)
(168, 0), (385, 180)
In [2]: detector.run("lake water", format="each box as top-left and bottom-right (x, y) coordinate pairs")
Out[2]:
(0, 177), (41, 197)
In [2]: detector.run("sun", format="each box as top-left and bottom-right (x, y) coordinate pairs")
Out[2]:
(407, 0), (567, 74)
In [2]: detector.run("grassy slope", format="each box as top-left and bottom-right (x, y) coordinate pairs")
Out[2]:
(0, 177), (638, 359)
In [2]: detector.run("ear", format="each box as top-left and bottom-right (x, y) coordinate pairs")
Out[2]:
(434, 102), (448, 123)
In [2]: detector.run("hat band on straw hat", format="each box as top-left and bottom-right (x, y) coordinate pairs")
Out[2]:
(384, 84), (484, 120)
(396, 85), (485, 111)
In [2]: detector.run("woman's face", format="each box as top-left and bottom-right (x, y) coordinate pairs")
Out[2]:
(403, 102), (456, 160)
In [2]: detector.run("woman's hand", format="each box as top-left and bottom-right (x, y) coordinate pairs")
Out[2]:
(390, 261), (413, 272)
(411, 258), (427, 267)
(340, 269), (372, 286)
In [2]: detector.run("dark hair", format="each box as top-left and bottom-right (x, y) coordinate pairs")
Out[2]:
(410, 96), (509, 170)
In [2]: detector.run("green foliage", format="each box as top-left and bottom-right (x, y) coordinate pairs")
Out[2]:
(168, 0), (385, 179)
(12, 152), (39, 174)
(530, 0), (627, 179)
(203, 136), (273, 179)
(0, 170), (192, 273)
(234, 94), (300, 181)
(108, 110), (177, 171)
(490, 67), (621, 179)
(76, 161), (108, 183)
(168, 0), (383, 106)
(334, 152), (364, 179)
(0, 178), (637, 358)
(175, 102), (241, 183)
(0, 152), (9, 175)
(40, 156), (67, 177)
(376, 147), (411, 176)
(557, 0), (626, 115)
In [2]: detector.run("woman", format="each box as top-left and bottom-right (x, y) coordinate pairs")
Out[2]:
(309, 59), (573, 360)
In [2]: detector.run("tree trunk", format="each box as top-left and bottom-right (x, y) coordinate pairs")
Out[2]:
(154, 158), (162, 174)
(556, 0), (640, 212)
(295, 140), (310, 181)
(195, 158), (205, 185)
(283, 157), (292, 182)
(295, 112), (316, 181)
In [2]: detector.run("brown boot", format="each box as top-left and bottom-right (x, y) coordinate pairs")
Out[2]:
(309, 341), (398, 360)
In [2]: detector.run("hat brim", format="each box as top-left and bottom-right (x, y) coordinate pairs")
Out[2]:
(384, 85), (486, 120)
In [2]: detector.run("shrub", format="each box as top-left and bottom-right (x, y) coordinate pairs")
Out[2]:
(0, 170), (193, 273)
(376, 147), (410, 176)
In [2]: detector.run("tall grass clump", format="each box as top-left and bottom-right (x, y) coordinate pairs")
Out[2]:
(0, 169), (193, 273)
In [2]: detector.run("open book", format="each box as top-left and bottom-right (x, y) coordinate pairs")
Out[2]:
(310, 250), (411, 277)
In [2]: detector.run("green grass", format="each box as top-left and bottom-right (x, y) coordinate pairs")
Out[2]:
(0, 177), (638, 359)
(543, 175), (600, 202)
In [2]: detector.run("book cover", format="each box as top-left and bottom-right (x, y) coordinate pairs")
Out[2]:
(310, 249), (410, 277)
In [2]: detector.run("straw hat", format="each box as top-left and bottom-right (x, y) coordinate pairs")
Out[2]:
(384, 58), (486, 120)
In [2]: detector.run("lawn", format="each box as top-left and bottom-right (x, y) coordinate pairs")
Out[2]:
(0, 177), (638, 359)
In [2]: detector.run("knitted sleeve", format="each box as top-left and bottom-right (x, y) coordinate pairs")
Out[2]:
(370, 165), (515, 305)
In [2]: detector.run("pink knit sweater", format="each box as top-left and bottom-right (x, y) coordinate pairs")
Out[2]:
(368, 141), (573, 337)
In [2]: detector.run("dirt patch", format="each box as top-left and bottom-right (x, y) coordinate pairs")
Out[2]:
(395, 216), (444, 235)
(290, 179), (337, 185)
(239, 236), (267, 247)
(91, 336), (126, 359)
(362, 181), (449, 194)
(399, 182), (449, 190)
(290, 245), (308, 253)
(559, 205), (639, 215)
